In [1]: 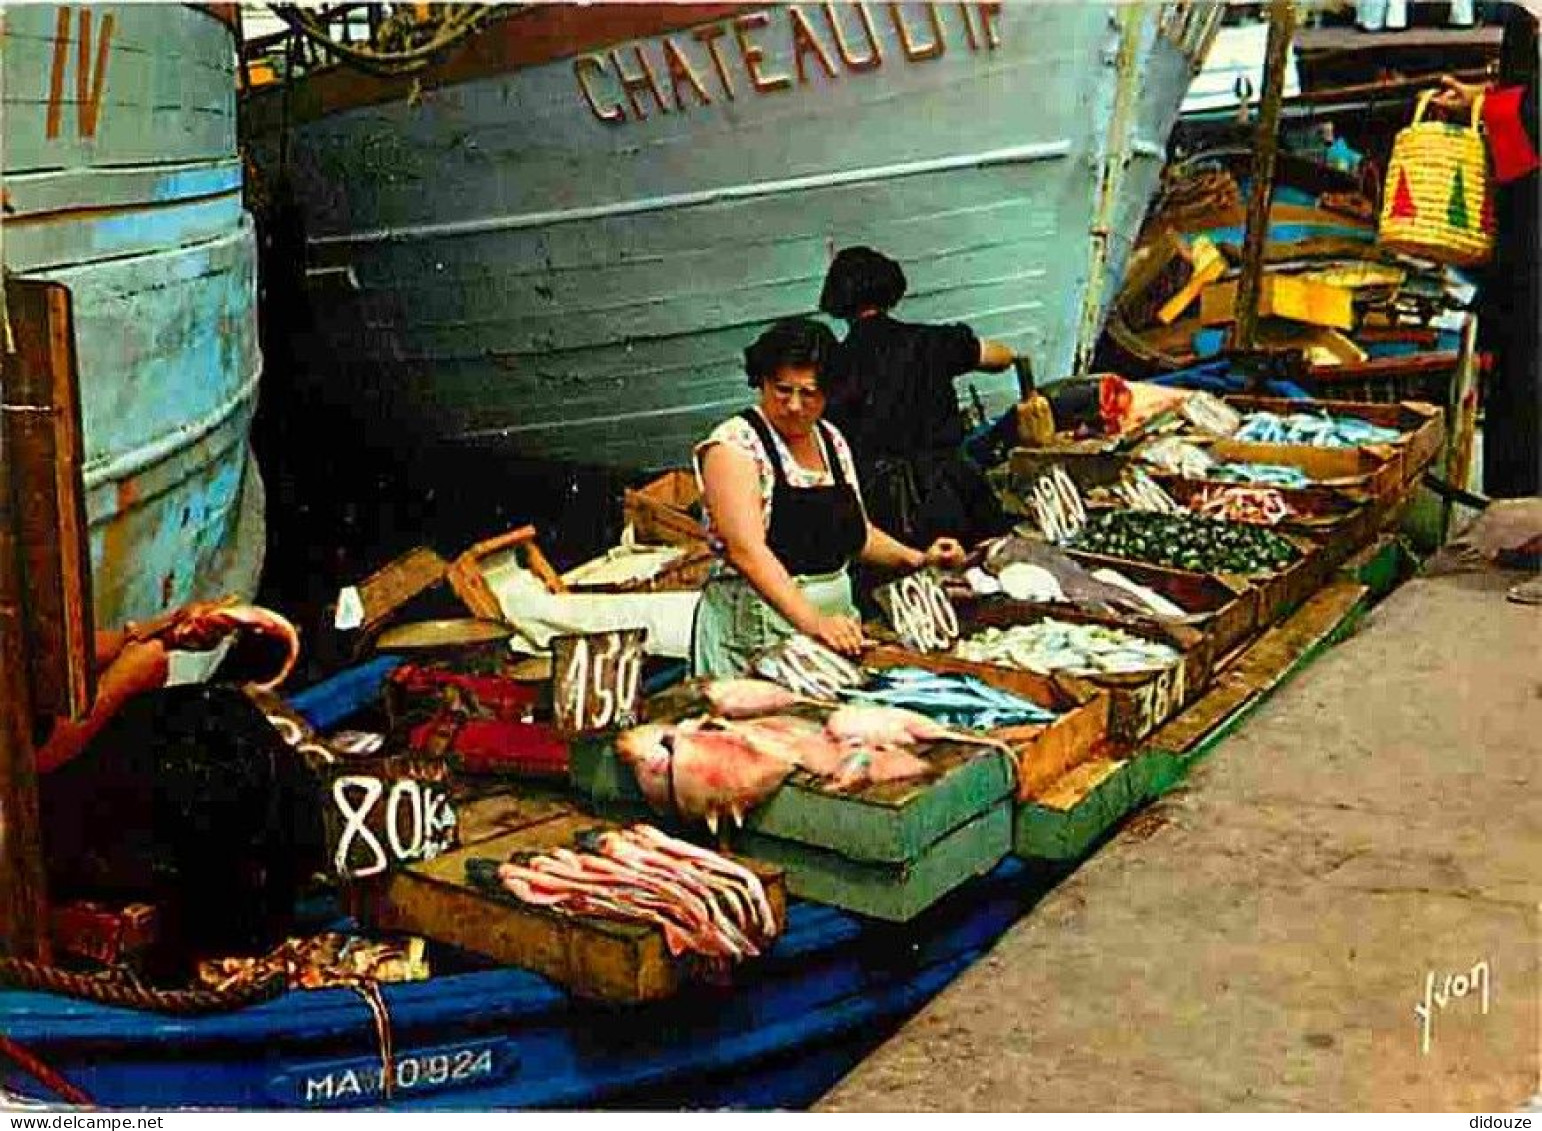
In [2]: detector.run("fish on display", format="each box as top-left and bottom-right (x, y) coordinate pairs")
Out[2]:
(702, 679), (825, 718)
(840, 667), (1059, 730)
(983, 535), (1187, 620)
(484, 824), (778, 962)
(616, 718), (794, 833)
(956, 619), (1180, 677)
(1233, 411), (1401, 449)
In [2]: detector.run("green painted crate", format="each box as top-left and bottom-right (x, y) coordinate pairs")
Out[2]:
(570, 733), (1016, 865)
(734, 803), (1012, 922)
(1013, 752), (1174, 862)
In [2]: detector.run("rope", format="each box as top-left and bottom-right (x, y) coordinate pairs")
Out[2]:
(267, 4), (496, 78)
(0, 1034), (92, 1107)
(0, 958), (287, 1015)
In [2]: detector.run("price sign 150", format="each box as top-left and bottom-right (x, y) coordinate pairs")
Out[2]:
(551, 628), (647, 734)
(875, 569), (960, 653)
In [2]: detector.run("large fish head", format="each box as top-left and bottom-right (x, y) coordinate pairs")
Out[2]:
(671, 726), (792, 832)
(616, 723), (676, 815)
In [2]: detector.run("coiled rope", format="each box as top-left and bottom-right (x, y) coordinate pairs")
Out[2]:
(0, 958), (286, 1015)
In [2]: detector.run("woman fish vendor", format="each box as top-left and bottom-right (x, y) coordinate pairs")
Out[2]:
(692, 318), (966, 677)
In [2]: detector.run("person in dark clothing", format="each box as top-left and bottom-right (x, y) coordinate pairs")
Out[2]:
(1437, 3), (1539, 498)
(818, 247), (1021, 548)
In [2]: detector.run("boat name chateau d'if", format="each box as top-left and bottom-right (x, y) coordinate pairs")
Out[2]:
(574, 2), (1004, 124)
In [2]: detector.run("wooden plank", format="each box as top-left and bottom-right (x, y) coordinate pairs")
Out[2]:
(1031, 756), (1125, 811)
(363, 809), (786, 1003)
(2, 279), (95, 719)
(1201, 274), (1354, 332)
(352, 547), (449, 635)
(1145, 580), (1367, 760)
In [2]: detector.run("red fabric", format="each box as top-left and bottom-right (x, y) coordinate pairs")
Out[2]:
(408, 714), (570, 778)
(1482, 85), (1541, 185)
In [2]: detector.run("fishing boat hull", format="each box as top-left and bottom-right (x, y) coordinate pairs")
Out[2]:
(2, 4), (264, 638)
(246, 2), (1219, 472)
(0, 657), (1046, 1111)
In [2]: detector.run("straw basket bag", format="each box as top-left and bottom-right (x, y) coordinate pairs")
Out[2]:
(1377, 90), (1494, 266)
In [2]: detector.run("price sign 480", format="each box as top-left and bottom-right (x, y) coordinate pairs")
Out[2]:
(878, 569), (960, 653)
(552, 628), (647, 734)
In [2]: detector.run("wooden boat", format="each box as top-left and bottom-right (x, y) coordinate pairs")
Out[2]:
(0, 654), (1051, 1111)
(242, 2), (1222, 472)
(1, 4), (265, 651)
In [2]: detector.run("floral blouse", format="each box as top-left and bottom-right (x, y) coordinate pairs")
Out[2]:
(692, 409), (865, 549)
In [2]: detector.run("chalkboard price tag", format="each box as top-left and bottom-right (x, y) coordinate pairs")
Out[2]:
(551, 628), (647, 735)
(874, 568), (960, 653)
(751, 634), (864, 701)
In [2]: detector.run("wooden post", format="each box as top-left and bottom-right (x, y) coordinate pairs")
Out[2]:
(1229, 1), (1299, 354)
(0, 358), (52, 964)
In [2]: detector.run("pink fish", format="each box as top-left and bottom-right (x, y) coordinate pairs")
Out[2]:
(616, 724), (676, 815)
(825, 704), (1007, 753)
(702, 679), (812, 719)
(720, 715), (848, 776)
(670, 720), (793, 833)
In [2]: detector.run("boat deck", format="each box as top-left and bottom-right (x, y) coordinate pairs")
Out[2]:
(818, 568), (1541, 1111)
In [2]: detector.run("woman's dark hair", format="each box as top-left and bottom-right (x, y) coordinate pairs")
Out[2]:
(818, 246), (907, 320)
(744, 317), (839, 390)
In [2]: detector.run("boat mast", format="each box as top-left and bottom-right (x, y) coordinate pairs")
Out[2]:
(1230, 0), (1299, 353)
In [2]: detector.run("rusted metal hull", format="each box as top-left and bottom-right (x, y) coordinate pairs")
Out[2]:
(246, 2), (1220, 472)
(2, 4), (265, 638)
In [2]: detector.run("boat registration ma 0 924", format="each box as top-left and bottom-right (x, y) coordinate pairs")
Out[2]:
(269, 1038), (511, 1107)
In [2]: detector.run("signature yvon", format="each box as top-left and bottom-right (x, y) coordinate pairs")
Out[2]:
(1414, 959), (1491, 1054)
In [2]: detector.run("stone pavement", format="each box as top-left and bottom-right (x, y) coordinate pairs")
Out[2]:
(818, 569), (1541, 1111)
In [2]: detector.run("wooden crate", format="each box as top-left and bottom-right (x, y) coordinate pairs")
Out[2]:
(571, 686), (1019, 864)
(860, 644), (1109, 802)
(733, 802), (1011, 923)
(1153, 478), (1378, 558)
(360, 801), (786, 1004)
(1012, 753), (1174, 862)
(623, 470), (704, 548)
(1222, 396), (1445, 488)
(953, 601), (1213, 745)
(1059, 551), (1262, 659)
(1204, 435), (1401, 506)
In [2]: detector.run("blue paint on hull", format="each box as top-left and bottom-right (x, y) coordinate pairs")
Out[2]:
(2, 5), (264, 635)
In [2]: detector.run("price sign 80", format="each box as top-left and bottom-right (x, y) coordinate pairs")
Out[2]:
(876, 569), (960, 653)
(552, 628), (647, 735)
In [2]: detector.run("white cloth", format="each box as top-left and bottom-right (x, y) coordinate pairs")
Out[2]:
(481, 551), (698, 659)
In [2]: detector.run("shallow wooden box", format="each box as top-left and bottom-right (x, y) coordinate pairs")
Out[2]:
(1057, 550), (1262, 659)
(860, 643), (1110, 803)
(733, 802), (1012, 923)
(1219, 395), (1444, 490)
(360, 798), (786, 1004)
(622, 469), (703, 548)
(951, 601), (1213, 745)
(1012, 751), (1173, 862)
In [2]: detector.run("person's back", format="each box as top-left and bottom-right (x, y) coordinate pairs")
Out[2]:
(827, 312), (980, 466)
